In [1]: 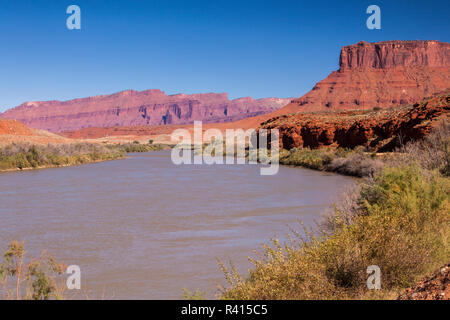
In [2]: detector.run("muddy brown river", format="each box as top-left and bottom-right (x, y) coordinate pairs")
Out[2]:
(0, 151), (355, 299)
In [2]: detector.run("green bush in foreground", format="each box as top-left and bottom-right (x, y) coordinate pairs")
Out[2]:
(219, 165), (449, 299)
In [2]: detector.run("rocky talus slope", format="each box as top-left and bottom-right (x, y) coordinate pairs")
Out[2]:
(398, 263), (449, 300)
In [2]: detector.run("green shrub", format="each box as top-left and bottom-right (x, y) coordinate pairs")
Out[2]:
(279, 147), (332, 170)
(279, 147), (355, 172)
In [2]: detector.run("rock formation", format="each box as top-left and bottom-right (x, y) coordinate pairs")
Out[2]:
(398, 263), (449, 300)
(262, 93), (449, 152)
(3, 40), (448, 138)
(0, 90), (291, 133)
(277, 40), (450, 114)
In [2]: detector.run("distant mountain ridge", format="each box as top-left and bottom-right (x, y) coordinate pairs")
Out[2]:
(0, 89), (292, 133)
(2, 40), (449, 135)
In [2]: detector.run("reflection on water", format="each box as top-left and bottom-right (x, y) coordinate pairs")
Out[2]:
(0, 151), (354, 299)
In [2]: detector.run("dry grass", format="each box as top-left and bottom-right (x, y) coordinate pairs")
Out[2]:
(279, 146), (384, 177)
(326, 152), (384, 177)
(395, 121), (450, 176)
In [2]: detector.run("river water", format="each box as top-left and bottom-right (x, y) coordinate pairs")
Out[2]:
(0, 151), (354, 299)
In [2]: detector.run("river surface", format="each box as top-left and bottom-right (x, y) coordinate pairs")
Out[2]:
(0, 151), (355, 299)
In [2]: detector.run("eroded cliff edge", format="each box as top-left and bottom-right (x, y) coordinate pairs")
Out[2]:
(263, 93), (449, 152)
(285, 40), (450, 112)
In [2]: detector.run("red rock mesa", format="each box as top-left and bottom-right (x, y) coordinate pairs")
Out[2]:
(276, 40), (450, 114)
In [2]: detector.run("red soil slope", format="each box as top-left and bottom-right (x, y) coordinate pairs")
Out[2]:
(0, 119), (71, 145)
(0, 119), (34, 135)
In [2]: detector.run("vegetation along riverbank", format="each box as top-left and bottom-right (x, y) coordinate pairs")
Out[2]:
(0, 141), (170, 172)
(217, 121), (449, 300)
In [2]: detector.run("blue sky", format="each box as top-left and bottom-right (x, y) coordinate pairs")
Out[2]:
(0, 0), (449, 112)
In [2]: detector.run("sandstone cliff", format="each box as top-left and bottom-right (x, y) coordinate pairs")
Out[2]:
(262, 93), (449, 152)
(277, 40), (450, 114)
(0, 90), (291, 133)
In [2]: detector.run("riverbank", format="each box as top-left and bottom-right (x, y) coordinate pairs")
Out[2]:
(0, 141), (172, 173)
(278, 147), (383, 177)
(1, 148), (352, 299)
(217, 121), (449, 300)
(274, 117), (449, 178)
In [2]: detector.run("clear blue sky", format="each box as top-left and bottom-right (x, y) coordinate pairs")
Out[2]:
(0, 0), (449, 112)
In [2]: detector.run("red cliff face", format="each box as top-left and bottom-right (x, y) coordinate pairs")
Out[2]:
(0, 89), (291, 133)
(262, 93), (450, 152)
(339, 40), (450, 70)
(285, 40), (450, 113)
